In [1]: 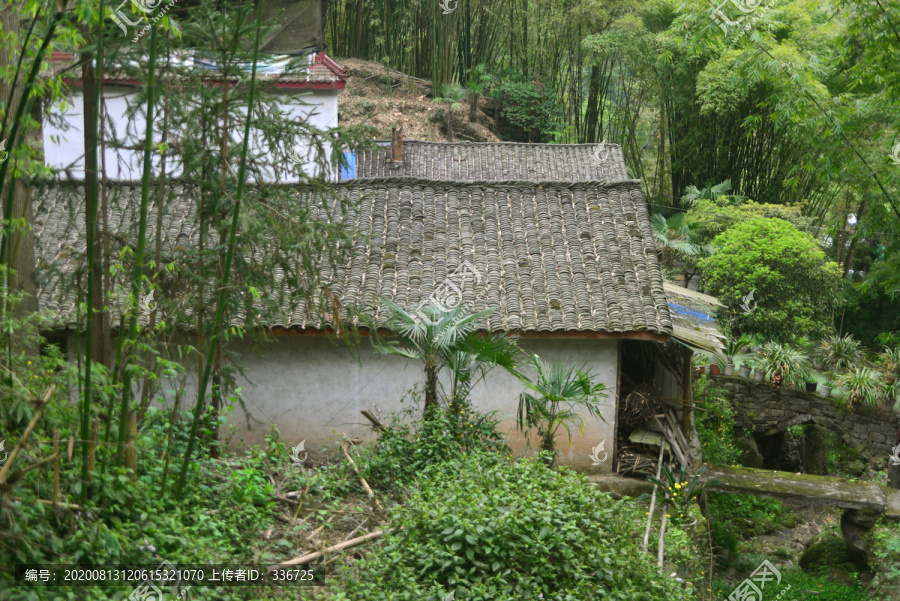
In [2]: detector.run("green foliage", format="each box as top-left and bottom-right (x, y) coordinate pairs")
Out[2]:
(496, 79), (563, 143)
(753, 341), (814, 388)
(832, 366), (885, 408)
(375, 300), (520, 417)
(699, 217), (842, 341)
(686, 198), (814, 246)
(329, 454), (695, 601)
(724, 332), (752, 362)
(514, 354), (608, 464)
(645, 464), (711, 527)
(710, 569), (867, 601)
(680, 179), (743, 207)
(817, 334), (865, 373)
(868, 521), (900, 582)
(693, 375), (741, 465)
(361, 405), (510, 490)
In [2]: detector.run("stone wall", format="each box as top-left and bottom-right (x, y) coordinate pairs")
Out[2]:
(710, 375), (899, 456)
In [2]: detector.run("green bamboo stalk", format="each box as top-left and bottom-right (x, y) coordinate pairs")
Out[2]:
(80, 0), (106, 488)
(0, 1), (66, 262)
(172, 0), (265, 501)
(115, 23), (159, 465)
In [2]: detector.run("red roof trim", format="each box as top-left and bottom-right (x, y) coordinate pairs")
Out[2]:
(51, 52), (347, 90)
(314, 53), (347, 79)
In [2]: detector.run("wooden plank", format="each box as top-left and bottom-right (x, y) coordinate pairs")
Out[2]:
(665, 410), (692, 464)
(655, 417), (685, 465)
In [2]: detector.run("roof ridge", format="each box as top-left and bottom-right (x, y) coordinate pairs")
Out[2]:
(365, 140), (624, 148)
(341, 177), (642, 188)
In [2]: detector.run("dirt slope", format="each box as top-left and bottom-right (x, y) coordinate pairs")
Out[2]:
(335, 58), (501, 142)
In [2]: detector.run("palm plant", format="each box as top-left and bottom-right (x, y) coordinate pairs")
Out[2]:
(650, 213), (712, 273)
(817, 334), (865, 373)
(833, 366), (884, 409)
(515, 354), (608, 466)
(755, 342), (813, 388)
(432, 83), (467, 139)
(877, 347), (900, 381)
(724, 333), (752, 364)
(376, 299), (521, 418)
(679, 179), (745, 207)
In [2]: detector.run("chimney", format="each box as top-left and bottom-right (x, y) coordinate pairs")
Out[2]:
(390, 127), (403, 169)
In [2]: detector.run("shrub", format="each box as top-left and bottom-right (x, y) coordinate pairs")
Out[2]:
(699, 217), (842, 341)
(754, 341), (814, 388)
(817, 334), (865, 373)
(496, 80), (563, 142)
(361, 406), (510, 491)
(694, 376), (741, 465)
(331, 454), (695, 601)
(833, 366), (884, 408)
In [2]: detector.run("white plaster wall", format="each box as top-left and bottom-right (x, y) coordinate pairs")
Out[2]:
(43, 87), (339, 181)
(208, 336), (619, 472)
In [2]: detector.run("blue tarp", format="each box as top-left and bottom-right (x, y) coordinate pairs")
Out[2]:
(667, 302), (715, 323)
(341, 151), (357, 180)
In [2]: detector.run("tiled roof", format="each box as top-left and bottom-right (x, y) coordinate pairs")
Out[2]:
(355, 141), (629, 181)
(34, 178), (672, 335)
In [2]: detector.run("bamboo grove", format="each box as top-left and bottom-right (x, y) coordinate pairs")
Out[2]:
(0, 0), (373, 505)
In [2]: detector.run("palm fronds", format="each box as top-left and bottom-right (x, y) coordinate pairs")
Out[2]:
(515, 354), (608, 464)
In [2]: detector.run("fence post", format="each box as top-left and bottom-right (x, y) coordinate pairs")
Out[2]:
(125, 412), (137, 477)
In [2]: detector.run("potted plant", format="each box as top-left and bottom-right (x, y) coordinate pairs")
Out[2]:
(877, 347), (900, 385)
(754, 342), (813, 389)
(833, 366), (883, 410)
(724, 333), (752, 377)
(820, 373), (834, 398)
(816, 333), (864, 373)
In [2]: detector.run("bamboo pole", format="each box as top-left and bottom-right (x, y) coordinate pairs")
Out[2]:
(52, 430), (59, 506)
(87, 420), (98, 481)
(642, 442), (666, 553)
(274, 530), (387, 567)
(125, 412), (137, 476)
(173, 0), (267, 501)
(657, 505), (668, 572)
(116, 21), (159, 463)
(341, 435), (382, 510)
(0, 385), (53, 485)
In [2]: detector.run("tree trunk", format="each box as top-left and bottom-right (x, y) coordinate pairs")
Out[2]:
(82, 54), (109, 367)
(424, 360), (438, 419)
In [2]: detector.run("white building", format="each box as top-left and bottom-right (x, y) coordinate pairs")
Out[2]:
(42, 51), (346, 181)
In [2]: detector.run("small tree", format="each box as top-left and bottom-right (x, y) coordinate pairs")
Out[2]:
(515, 354), (608, 466)
(699, 217), (842, 341)
(376, 299), (520, 419)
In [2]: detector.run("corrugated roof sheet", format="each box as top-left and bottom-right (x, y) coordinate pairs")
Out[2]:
(34, 178), (673, 335)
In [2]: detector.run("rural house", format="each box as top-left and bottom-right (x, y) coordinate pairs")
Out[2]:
(32, 136), (723, 472)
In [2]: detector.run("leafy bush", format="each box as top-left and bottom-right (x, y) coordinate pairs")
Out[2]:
(694, 376), (741, 465)
(754, 341), (814, 388)
(515, 354), (608, 465)
(686, 197), (813, 245)
(833, 366), (885, 408)
(361, 406), (510, 490)
(496, 80), (563, 142)
(699, 217), (842, 341)
(817, 334), (865, 373)
(331, 454), (695, 601)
